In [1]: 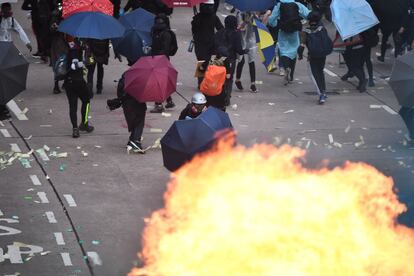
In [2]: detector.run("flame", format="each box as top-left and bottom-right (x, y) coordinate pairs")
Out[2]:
(129, 140), (414, 276)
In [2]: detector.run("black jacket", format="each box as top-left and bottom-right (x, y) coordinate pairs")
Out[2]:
(179, 104), (202, 120)
(86, 39), (110, 65)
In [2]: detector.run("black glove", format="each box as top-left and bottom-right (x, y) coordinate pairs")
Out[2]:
(297, 45), (305, 60)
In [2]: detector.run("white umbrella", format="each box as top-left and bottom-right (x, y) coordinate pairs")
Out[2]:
(331, 0), (379, 40)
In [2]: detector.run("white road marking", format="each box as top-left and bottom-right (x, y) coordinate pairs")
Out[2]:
(45, 211), (57, 223)
(30, 175), (42, 186)
(0, 209), (3, 216)
(61, 253), (73, 266)
(382, 105), (398, 115)
(54, 232), (65, 245)
(6, 100), (28, 120)
(10, 143), (21, 153)
(87, 252), (103, 266)
(323, 68), (338, 77)
(63, 194), (77, 207)
(37, 192), (49, 204)
(1, 129), (11, 137)
(36, 149), (50, 161)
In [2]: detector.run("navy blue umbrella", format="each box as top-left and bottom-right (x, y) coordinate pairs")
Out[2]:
(161, 107), (233, 171)
(59, 12), (125, 39)
(112, 8), (155, 63)
(225, 0), (276, 11)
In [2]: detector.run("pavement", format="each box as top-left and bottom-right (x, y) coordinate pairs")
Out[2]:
(1, 2), (414, 276)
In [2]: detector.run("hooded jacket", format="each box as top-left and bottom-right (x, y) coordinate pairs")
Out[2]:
(214, 15), (244, 61)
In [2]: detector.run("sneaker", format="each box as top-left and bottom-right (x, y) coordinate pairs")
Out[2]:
(127, 140), (145, 154)
(377, 56), (385, 62)
(368, 79), (375, 87)
(235, 80), (244, 90)
(79, 123), (94, 133)
(53, 86), (61, 94)
(150, 104), (165, 113)
(284, 68), (291, 85)
(279, 68), (285, 76)
(165, 101), (175, 109)
(358, 80), (367, 93)
(318, 94), (327, 105)
(72, 128), (80, 138)
(250, 84), (258, 93)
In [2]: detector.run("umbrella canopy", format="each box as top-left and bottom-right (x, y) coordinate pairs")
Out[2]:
(58, 12), (125, 39)
(253, 18), (276, 72)
(62, 0), (114, 18)
(112, 8), (155, 63)
(225, 0), (276, 12)
(162, 0), (207, 8)
(161, 107), (233, 171)
(124, 55), (177, 103)
(389, 52), (414, 108)
(331, 0), (379, 40)
(0, 42), (29, 105)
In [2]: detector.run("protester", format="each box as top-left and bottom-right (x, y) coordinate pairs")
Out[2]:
(150, 13), (177, 113)
(110, 0), (121, 18)
(361, 26), (379, 87)
(85, 39), (110, 97)
(213, 15), (245, 106)
(310, 0), (331, 22)
(299, 11), (332, 104)
(0, 3), (32, 50)
(235, 11), (258, 93)
(203, 55), (229, 111)
(124, 0), (173, 15)
(179, 93), (207, 120)
(191, 2), (223, 88)
(64, 38), (94, 138)
(264, 0), (310, 85)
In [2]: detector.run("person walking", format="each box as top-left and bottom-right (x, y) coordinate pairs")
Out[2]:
(150, 13), (177, 113)
(85, 39), (110, 97)
(264, 0), (310, 85)
(235, 11), (258, 93)
(191, 2), (223, 88)
(299, 11), (333, 104)
(64, 38), (94, 138)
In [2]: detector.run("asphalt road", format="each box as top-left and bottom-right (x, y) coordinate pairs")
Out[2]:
(1, 2), (414, 276)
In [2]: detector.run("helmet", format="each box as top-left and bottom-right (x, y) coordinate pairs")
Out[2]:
(191, 92), (207, 104)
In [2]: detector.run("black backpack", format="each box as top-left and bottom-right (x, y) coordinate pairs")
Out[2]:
(305, 26), (333, 58)
(167, 30), (178, 56)
(279, 2), (302, 33)
(361, 27), (379, 48)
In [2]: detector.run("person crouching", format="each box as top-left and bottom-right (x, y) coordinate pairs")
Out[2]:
(179, 92), (207, 120)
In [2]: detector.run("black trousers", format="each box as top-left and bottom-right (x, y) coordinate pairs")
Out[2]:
(380, 28), (399, 58)
(344, 47), (365, 87)
(87, 63), (104, 90)
(280, 56), (297, 80)
(223, 60), (236, 105)
(236, 56), (256, 84)
(65, 79), (91, 129)
(363, 47), (373, 80)
(309, 57), (326, 93)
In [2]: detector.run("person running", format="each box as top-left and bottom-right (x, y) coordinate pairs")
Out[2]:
(85, 39), (110, 97)
(299, 11), (333, 104)
(64, 38), (94, 138)
(264, 0), (310, 85)
(235, 11), (258, 93)
(150, 13), (177, 113)
(179, 93), (207, 120)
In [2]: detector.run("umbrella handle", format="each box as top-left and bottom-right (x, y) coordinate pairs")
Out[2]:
(175, 91), (191, 104)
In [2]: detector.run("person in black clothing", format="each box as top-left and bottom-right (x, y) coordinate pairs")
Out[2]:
(85, 39), (110, 96)
(191, 3), (223, 87)
(110, 0), (121, 18)
(310, 0), (331, 22)
(150, 13), (176, 113)
(124, 0), (173, 15)
(179, 93), (207, 120)
(64, 38), (94, 138)
(214, 15), (245, 106)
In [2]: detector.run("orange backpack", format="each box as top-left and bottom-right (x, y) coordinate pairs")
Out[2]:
(200, 65), (226, 96)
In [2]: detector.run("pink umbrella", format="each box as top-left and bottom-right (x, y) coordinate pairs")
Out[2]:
(124, 55), (178, 103)
(62, 0), (114, 18)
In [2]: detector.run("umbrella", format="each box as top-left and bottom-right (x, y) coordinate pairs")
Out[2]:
(225, 0), (276, 12)
(389, 52), (414, 108)
(161, 107), (233, 171)
(162, 0), (207, 8)
(331, 0), (379, 40)
(124, 55), (177, 103)
(58, 12), (125, 39)
(252, 18), (276, 72)
(112, 8), (155, 63)
(0, 42), (29, 105)
(62, 0), (114, 18)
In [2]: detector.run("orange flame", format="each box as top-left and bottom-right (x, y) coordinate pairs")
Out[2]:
(129, 140), (414, 276)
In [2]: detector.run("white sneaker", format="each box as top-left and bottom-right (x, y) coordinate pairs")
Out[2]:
(279, 68), (285, 76)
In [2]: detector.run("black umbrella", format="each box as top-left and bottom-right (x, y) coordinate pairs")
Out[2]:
(389, 52), (414, 108)
(161, 107), (233, 171)
(0, 42), (29, 105)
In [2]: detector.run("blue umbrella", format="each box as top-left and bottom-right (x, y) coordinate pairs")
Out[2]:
(161, 107), (233, 171)
(225, 0), (276, 12)
(331, 0), (379, 40)
(112, 8), (155, 63)
(59, 12), (125, 39)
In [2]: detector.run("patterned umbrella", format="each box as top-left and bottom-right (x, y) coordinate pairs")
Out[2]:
(62, 0), (113, 18)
